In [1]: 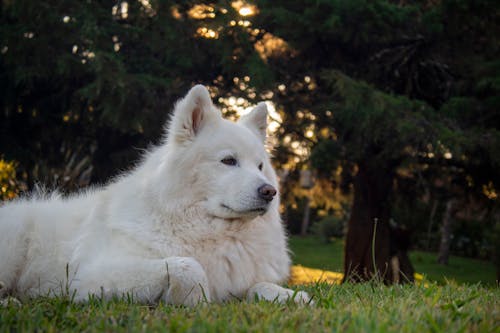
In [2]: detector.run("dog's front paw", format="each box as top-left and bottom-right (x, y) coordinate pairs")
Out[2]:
(292, 290), (314, 305)
(163, 257), (211, 306)
(164, 278), (209, 307)
(247, 282), (314, 305)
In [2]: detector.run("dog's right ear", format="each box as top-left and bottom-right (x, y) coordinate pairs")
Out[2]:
(167, 85), (216, 144)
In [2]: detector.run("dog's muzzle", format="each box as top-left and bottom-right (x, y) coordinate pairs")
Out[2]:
(257, 184), (276, 203)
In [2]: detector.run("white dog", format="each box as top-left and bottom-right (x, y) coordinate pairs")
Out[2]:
(0, 85), (311, 306)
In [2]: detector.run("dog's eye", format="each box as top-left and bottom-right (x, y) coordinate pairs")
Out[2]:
(221, 157), (238, 166)
(258, 163), (263, 171)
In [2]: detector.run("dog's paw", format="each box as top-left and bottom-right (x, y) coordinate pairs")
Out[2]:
(164, 279), (209, 307)
(292, 290), (314, 305)
(0, 281), (6, 298)
(0, 296), (22, 307)
(246, 282), (314, 305)
(163, 257), (211, 307)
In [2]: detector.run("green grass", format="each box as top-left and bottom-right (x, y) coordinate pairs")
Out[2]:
(289, 235), (344, 272)
(1, 283), (498, 332)
(410, 251), (497, 286)
(1, 236), (498, 332)
(289, 236), (497, 285)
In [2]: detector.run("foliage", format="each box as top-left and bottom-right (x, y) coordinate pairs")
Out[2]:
(254, 0), (500, 276)
(1, 282), (498, 332)
(0, 159), (23, 200)
(0, 0), (271, 186)
(311, 215), (346, 243)
(318, 69), (437, 165)
(451, 218), (494, 259)
(2, 0), (497, 199)
(255, 0), (500, 199)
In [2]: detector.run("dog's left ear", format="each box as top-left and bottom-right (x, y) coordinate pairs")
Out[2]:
(168, 85), (217, 144)
(239, 102), (268, 142)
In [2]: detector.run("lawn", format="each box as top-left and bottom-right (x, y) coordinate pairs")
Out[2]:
(1, 236), (499, 332)
(1, 283), (498, 332)
(288, 236), (498, 285)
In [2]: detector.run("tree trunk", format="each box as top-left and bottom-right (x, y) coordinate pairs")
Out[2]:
(300, 196), (311, 236)
(494, 220), (500, 285)
(426, 198), (439, 249)
(437, 199), (456, 265)
(343, 161), (394, 283)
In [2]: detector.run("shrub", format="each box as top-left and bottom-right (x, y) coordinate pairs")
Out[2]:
(0, 159), (20, 201)
(312, 216), (345, 243)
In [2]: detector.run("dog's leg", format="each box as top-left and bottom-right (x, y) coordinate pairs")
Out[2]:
(246, 282), (312, 305)
(71, 256), (210, 306)
(161, 256), (211, 306)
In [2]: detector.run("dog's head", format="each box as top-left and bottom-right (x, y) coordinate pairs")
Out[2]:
(163, 85), (279, 220)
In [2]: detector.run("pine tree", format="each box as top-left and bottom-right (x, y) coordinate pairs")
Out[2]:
(256, 0), (500, 282)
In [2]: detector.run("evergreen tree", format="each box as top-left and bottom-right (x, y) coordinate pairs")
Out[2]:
(256, 0), (499, 282)
(0, 0), (269, 186)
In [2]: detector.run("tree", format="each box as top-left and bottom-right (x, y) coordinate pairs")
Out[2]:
(0, 0), (270, 187)
(255, 0), (500, 282)
(313, 72), (438, 282)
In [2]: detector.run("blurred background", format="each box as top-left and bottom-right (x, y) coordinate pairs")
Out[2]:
(1, 0), (499, 285)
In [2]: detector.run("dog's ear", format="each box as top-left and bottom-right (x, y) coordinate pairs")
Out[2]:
(168, 85), (216, 144)
(239, 102), (268, 142)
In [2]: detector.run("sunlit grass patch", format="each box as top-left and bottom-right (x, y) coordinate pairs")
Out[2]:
(290, 265), (427, 286)
(289, 265), (343, 285)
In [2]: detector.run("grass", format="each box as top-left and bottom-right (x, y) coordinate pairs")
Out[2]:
(1, 236), (499, 332)
(288, 236), (498, 286)
(410, 251), (497, 285)
(289, 236), (344, 272)
(1, 283), (498, 332)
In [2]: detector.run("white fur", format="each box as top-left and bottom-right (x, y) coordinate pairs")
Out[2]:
(0, 85), (311, 306)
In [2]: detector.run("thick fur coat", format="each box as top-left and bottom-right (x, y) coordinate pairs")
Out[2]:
(0, 85), (310, 305)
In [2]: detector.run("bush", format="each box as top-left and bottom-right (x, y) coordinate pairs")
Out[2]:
(0, 159), (21, 201)
(451, 218), (494, 259)
(312, 216), (345, 243)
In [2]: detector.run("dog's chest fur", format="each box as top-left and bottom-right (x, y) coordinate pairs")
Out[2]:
(119, 211), (290, 301)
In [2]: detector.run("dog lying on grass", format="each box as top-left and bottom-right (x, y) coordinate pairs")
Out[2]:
(0, 85), (311, 306)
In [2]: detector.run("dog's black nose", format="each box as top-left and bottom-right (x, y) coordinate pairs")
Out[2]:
(258, 184), (277, 202)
